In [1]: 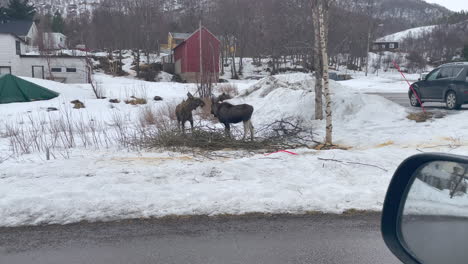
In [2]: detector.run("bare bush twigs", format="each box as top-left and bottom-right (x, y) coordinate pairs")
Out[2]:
(317, 157), (388, 172)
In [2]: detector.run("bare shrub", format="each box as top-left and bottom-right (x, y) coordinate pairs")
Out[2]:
(128, 118), (313, 152)
(217, 83), (239, 97)
(139, 106), (158, 126)
(91, 81), (106, 99)
(155, 103), (178, 122)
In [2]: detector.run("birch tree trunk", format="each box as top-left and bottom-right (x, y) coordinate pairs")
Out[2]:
(318, 0), (333, 145)
(312, 2), (323, 120)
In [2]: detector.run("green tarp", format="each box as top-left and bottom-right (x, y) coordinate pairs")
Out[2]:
(0, 74), (59, 104)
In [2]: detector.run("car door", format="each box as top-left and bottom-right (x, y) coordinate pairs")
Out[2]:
(419, 68), (441, 99)
(429, 67), (454, 100)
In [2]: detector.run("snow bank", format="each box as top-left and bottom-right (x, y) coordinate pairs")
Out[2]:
(0, 147), (407, 227)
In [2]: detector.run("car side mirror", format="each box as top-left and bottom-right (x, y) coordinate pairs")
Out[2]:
(382, 153), (468, 264)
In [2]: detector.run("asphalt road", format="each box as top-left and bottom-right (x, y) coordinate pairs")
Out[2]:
(0, 213), (401, 264)
(370, 92), (468, 112)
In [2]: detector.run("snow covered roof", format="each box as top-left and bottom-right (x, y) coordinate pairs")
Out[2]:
(170, 32), (191, 40)
(0, 20), (34, 37)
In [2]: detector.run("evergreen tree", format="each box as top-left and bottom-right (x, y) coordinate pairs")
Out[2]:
(0, 7), (8, 22)
(5, 0), (36, 20)
(52, 11), (64, 33)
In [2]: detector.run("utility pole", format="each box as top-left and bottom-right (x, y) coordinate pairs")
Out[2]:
(199, 20), (203, 85)
(365, 0), (374, 77)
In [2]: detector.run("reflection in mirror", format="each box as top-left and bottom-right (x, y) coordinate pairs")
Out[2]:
(402, 161), (468, 264)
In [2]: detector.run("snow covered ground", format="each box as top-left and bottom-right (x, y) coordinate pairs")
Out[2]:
(340, 70), (420, 93)
(2, 70), (468, 227)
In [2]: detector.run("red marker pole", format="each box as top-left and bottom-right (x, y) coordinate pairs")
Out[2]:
(392, 61), (426, 113)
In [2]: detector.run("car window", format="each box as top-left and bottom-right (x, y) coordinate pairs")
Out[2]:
(427, 69), (441, 81)
(437, 67), (452, 79)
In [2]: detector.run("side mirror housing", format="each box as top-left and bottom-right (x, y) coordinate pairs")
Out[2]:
(382, 153), (468, 264)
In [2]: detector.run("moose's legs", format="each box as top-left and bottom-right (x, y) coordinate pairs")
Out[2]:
(249, 120), (254, 141)
(224, 123), (231, 138)
(189, 116), (194, 133)
(243, 120), (255, 141)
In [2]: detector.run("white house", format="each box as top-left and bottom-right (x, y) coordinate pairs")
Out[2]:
(0, 20), (90, 84)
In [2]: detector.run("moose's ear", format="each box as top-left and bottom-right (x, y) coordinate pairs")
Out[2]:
(187, 92), (194, 98)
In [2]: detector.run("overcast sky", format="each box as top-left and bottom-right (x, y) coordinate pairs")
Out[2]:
(424, 0), (467, 11)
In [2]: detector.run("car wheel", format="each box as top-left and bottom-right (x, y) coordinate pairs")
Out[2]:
(410, 92), (421, 107)
(446, 91), (460, 110)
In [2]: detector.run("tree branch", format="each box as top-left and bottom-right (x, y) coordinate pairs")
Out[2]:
(318, 157), (388, 172)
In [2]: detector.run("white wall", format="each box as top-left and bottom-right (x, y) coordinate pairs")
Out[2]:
(0, 34), (22, 75)
(19, 57), (89, 83)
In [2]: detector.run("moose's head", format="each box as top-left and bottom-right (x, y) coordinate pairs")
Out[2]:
(186, 92), (205, 110)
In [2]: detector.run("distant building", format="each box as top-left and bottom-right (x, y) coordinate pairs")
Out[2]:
(371, 41), (399, 52)
(43, 32), (67, 50)
(0, 20), (90, 83)
(172, 27), (220, 83)
(161, 32), (192, 51)
(0, 19), (38, 46)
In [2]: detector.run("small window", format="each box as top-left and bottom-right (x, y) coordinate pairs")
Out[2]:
(0, 66), (11, 74)
(51, 68), (62, 72)
(389, 43), (395, 49)
(16, 41), (21, 55)
(66, 68), (77, 73)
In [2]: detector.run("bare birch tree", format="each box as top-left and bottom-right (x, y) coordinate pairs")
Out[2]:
(312, 1), (323, 120)
(312, 0), (333, 145)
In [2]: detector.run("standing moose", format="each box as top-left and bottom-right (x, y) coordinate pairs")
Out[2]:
(176, 92), (205, 133)
(211, 97), (254, 141)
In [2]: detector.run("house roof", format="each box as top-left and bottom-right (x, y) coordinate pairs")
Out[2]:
(170, 32), (191, 40)
(173, 27), (220, 51)
(0, 20), (34, 36)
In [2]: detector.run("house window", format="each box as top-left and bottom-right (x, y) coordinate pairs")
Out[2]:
(389, 43), (395, 49)
(51, 68), (62, 72)
(66, 68), (77, 73)
(0, 66), (12, 75)
(16, 41), (21, 55)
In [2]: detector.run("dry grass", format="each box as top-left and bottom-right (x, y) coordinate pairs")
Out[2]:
(71, 100), (86, 109)
(407, 112), (433, 123)
(125, 97), (148, 105)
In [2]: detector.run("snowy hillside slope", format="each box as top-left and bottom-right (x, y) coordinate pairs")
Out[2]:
(377, 25), (437, 42)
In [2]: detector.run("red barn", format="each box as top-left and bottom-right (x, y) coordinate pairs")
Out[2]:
(173, 27), (220, 83)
